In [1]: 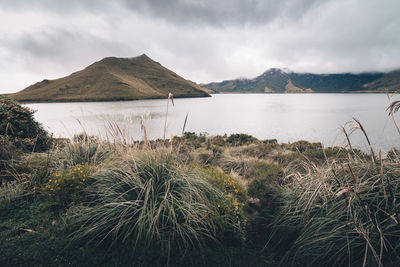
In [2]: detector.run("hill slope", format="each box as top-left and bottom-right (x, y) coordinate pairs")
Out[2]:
(203, 68), (400, 93)
(362, 70), (400, 92)
(8, 54), (210, 102)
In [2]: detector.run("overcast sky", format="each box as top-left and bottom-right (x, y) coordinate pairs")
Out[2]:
(1, 0), (399, 93)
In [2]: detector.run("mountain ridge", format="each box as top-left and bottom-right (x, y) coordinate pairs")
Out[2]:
(203, 68), (399, 93)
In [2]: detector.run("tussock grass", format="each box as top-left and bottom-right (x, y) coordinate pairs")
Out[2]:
(55, 133), (111, 168)
(267, 157), (400, 266)
(71, 148), (225, 259)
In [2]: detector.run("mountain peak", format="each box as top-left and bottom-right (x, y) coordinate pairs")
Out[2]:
(262, 68), (286, 75)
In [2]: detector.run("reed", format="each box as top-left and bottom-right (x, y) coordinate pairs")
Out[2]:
(387, 97), (400, 136)
(351, 117), (376, 163)
(163, 92), (174, 140)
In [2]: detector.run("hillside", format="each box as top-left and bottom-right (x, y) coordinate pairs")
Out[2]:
(363, 70), (400, 92)
(8, 54), (210, 102)
(203, 68), (400, 93)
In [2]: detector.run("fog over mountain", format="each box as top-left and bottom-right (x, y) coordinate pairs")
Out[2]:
(0, 0), (399, 93)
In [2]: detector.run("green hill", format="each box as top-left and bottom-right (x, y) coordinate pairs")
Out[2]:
(203, 68), (400, 93)
(7, 54), (210, 102)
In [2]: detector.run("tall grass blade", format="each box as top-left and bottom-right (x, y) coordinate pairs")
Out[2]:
(182, 113), (189, 136)
(163, 93), (174, 140)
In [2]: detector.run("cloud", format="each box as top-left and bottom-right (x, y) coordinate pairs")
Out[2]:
(122, 0), (322, 27)
(0, 0), (399, 93)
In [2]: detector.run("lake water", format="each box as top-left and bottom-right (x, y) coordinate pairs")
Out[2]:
(25, 94), (400, 151)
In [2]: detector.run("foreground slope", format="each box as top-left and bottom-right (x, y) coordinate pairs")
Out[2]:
(8, 54), (210, 102)
(203, 68), (400, 93)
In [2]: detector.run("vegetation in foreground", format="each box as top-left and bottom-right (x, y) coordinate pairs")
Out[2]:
(2, 96), (400, 266)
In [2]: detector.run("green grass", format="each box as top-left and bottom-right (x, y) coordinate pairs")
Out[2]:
(2, 126), (400, 266)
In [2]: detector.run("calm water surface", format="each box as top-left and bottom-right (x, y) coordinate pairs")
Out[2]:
(25, 94), (400, 151)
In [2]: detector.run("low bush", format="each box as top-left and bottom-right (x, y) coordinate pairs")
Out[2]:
(0, 96), (51, 152)
(285, 140), (323, 153)
(227, 134), (258, 146)
(200, 166), (247, 243)
(182, 131), (205, 148)
(263, 139), (278, 144)
(42, 164), (94, 207)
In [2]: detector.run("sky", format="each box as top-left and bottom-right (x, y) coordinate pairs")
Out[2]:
(0, 0), (400, 93)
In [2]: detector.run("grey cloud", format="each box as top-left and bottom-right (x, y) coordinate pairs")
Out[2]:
(0, 0), (113, 14)
(0, 0), (321, 26)
(123, 0), (322, 27)
(2, 26), (133, 75)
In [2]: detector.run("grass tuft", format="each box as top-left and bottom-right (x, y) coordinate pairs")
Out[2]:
(71, 149), (224, 259)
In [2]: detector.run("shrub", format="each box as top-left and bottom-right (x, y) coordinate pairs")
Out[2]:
(72, 150), (224, 258)
(263, 139), (278, 144)
(183, 131), (197, 140)
(182, 131), (205, 148)
(227, 134), (258, 146)
(0, 96), (50, 152)
(285, 140), (323, 153)
(200, 166), (247, 243)
(202, 167), (246, 203)
(42, 164), (94, 206)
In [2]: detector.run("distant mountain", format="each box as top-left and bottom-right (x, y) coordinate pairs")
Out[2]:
(7, 54), (210, 102)
(363, 70), (400, 92)
(203, 68), (400, 93)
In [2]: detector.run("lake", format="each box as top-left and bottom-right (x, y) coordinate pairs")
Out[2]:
(25, 94), (400, 151)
